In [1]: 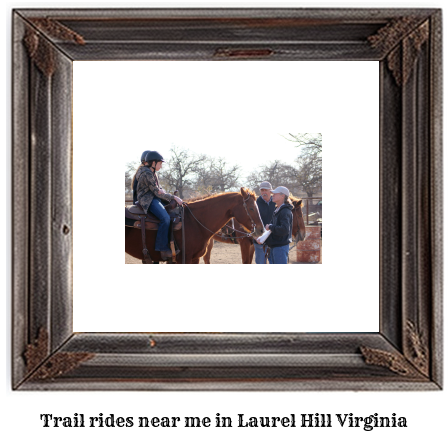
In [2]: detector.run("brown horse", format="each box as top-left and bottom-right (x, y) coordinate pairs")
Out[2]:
(125, 187), (264, 264)
(202, 196), (306, 264)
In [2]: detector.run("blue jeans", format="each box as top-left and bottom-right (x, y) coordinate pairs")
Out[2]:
(149, 198), (171, 252)
(253, 242), (269, 264)
(268, 244), (290, 264)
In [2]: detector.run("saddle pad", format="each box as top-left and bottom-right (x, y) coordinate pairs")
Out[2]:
(132, 220), (182, 231)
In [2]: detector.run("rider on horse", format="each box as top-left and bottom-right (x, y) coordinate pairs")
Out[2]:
(135, 151), (183, 260)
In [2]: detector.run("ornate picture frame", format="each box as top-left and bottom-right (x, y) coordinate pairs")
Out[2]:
(12, 8), (442, 390)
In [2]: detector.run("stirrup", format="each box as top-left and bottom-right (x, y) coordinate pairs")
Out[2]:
(160, 249), (180, 261)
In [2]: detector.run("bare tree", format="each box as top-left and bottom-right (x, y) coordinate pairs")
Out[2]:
(245, 160), (302, 195)
(284, 133), (322, 196)
(211, 157), (241, 192)
(194, 156), (217, 193)
(194, 156), (241, 193)
(159, 146), (206, 198)
(294, 154), (322, 197)
(285, 133), (322, 155)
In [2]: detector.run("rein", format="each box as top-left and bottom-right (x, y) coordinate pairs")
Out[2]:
(221, 218), (238, 244)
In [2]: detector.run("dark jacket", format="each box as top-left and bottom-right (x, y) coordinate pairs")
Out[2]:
(135, 166), (174, 213)
(256, 196), (276, 226)
(265, 203), (294, 248)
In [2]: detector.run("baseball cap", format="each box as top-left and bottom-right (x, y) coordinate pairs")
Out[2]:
(259, 181), (272, 190)
(271, 186), (290, 197)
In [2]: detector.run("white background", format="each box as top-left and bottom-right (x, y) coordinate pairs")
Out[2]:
(73, 60), (379, 332)
(3, 1), (446, 438)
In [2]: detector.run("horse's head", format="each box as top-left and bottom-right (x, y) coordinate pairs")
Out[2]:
(291, 198), (307, 242)
(232, 187), (264, 238)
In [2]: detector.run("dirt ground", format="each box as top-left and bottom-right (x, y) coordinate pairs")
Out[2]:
(125, 240), (322, 264)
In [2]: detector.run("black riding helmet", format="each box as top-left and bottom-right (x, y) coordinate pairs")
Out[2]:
(140, 150), (151, 163)
(145, 151), (165, 163)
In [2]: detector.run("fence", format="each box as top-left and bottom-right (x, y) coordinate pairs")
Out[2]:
(302, 197), (322, 226)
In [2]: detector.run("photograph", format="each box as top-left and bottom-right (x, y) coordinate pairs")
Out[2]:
(123, 132), (320, 266)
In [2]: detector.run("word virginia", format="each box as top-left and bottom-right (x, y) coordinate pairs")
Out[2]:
(236, 413), (407, 431)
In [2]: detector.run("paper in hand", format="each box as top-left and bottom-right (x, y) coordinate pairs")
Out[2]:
(257, 229), (271, 244)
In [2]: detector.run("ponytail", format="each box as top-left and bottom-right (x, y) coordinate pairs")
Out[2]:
(131, 163), (144, 189)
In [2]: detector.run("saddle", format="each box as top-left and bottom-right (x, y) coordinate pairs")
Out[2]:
(125, 200), (182, 264)
(125, 200), (182, 231)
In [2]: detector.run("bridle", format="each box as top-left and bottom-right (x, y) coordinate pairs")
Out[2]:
(221, 218), (238, 244)
(181, 193), (260, 239)
(241, 193), (259, 234)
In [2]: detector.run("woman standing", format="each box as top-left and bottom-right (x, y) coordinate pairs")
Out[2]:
(135, 151), (183, 259)
(260, 186), (294, 264)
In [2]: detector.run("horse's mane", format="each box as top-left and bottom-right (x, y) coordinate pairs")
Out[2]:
(186, 192), (223, 203)
(289, 194), (303, 208)
(186, 188), (257, 204)
(289, 194), (303, 206)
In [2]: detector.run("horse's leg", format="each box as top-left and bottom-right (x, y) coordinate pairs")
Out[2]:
(239, 241), (247, 264)
(172, 229), (204, 264)
(202, 239), (214, 264)
(248, 242), (255, 264)
(240, 239), (252, 264)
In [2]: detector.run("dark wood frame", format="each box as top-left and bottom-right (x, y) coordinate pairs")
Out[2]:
(12, 8), (442, 390)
